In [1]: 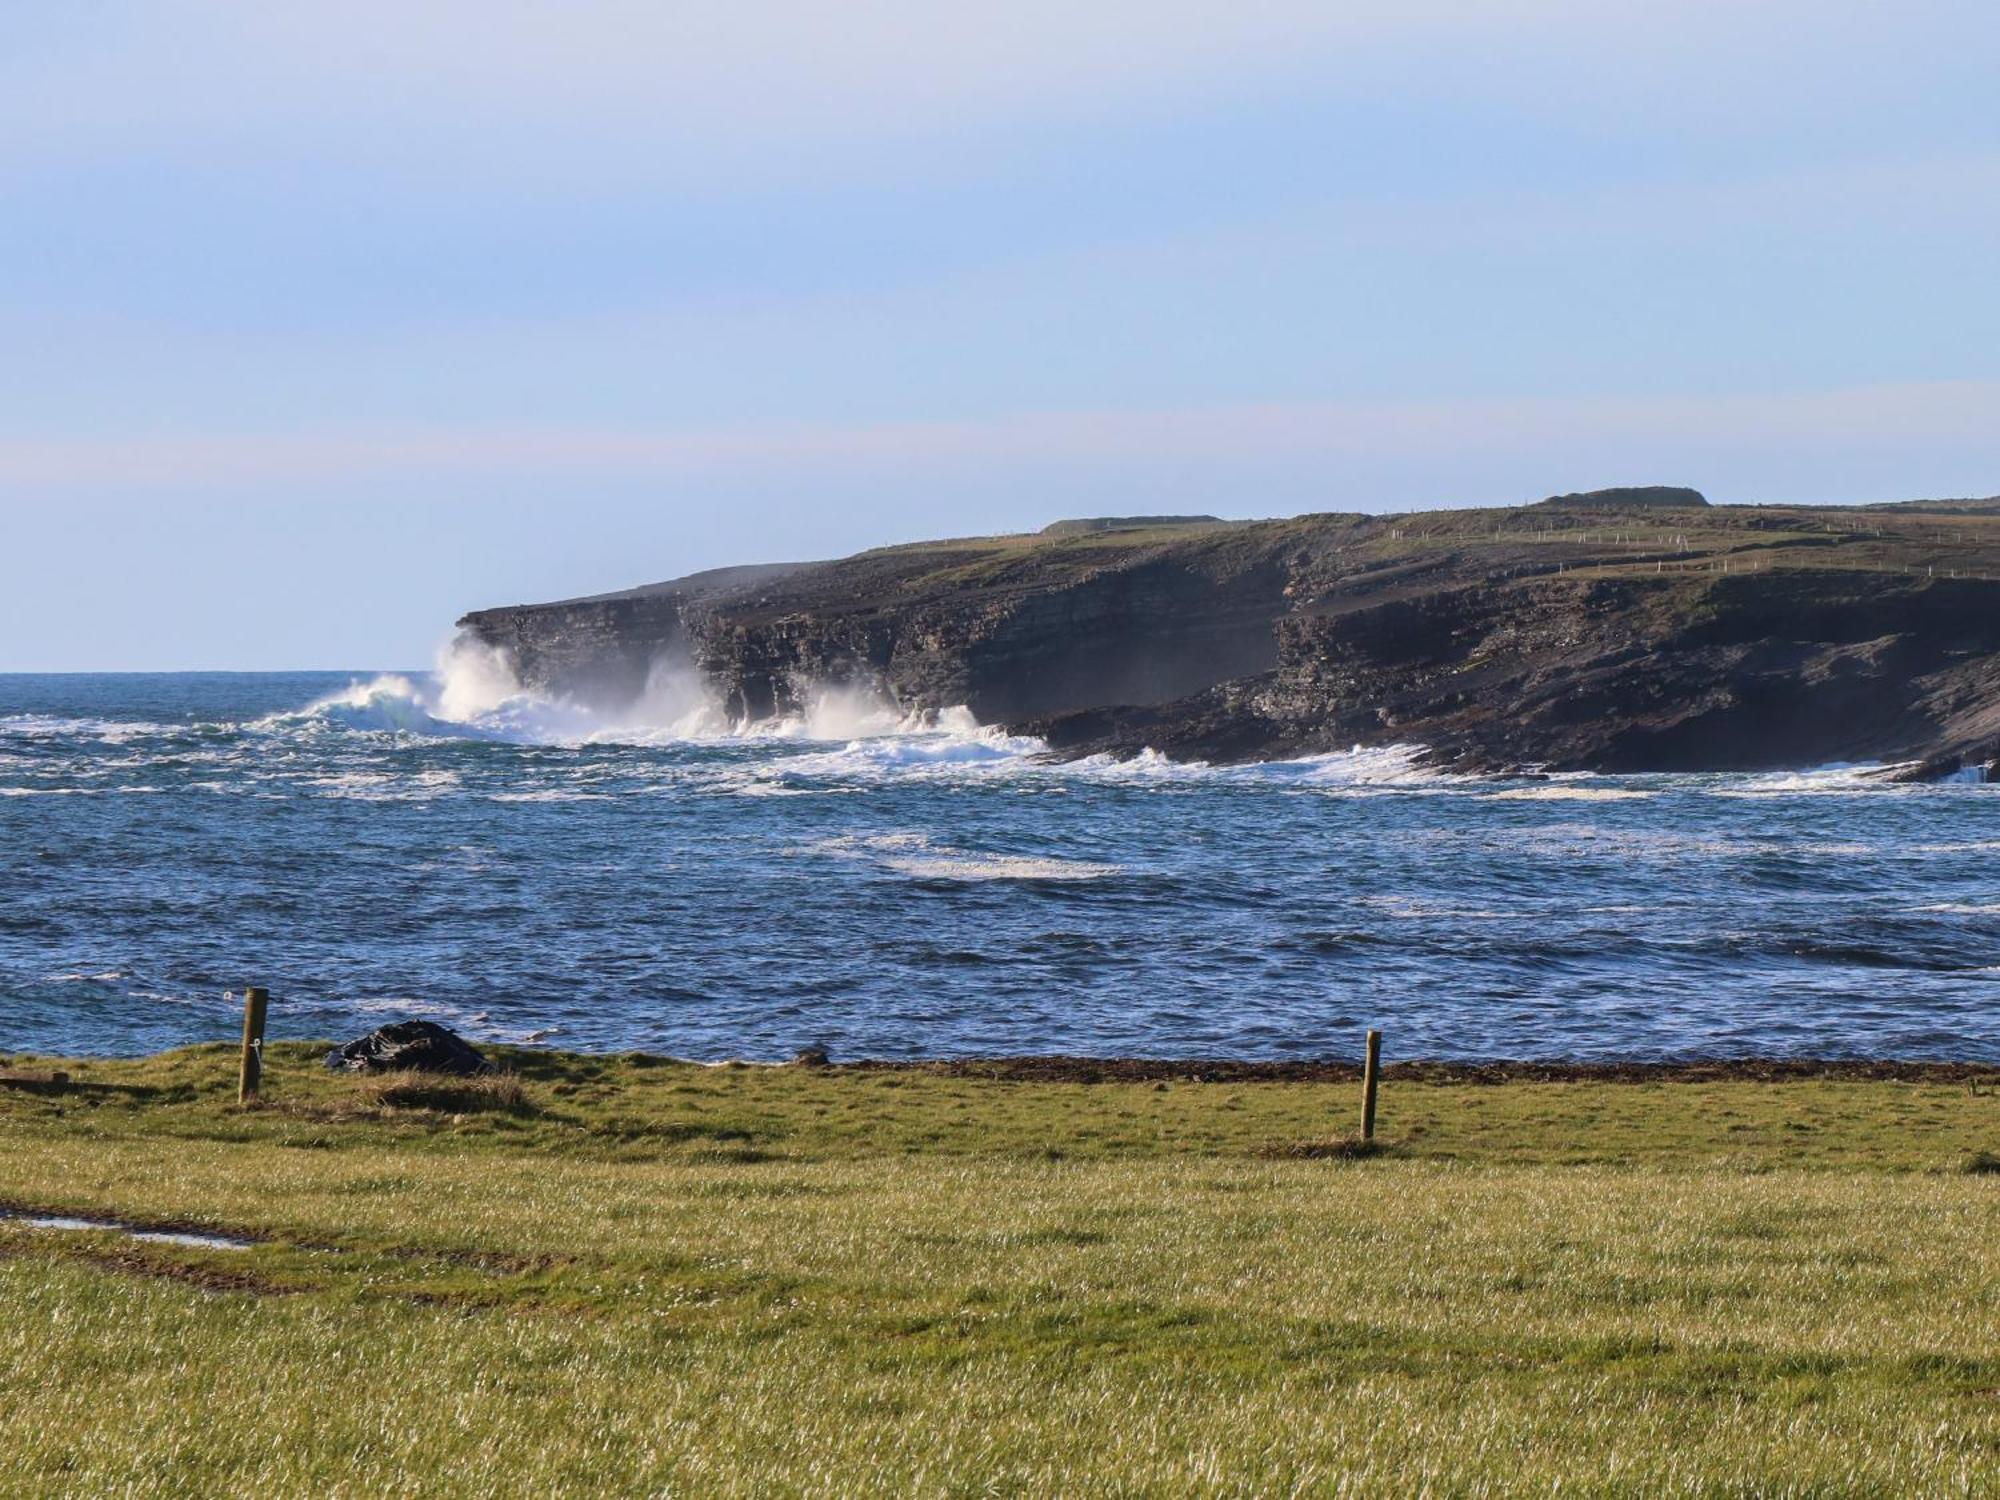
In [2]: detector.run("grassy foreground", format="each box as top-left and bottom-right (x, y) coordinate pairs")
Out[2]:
(1, 1045), (1996, 1497)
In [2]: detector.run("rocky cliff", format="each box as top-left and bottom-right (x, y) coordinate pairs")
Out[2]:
(459, 499), (2000, 775)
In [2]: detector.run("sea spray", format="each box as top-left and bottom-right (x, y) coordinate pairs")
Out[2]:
(4, 669), (1998, 1062)
(632, 653), (732, 738)
(300, 636), (1016, 750)
(436, 635), (523, 721)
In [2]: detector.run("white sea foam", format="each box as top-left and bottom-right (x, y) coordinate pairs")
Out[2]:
(134, 990), (211, 1008)
(1474, 824), (1745, 860)
(281, 639), (552, 741)
(1481, 786), (1656, 802)
(274, 640), (1465, 796)
(0, 714), (180, 743)
(304, 768), (463, 801)
(221, 639), (1998, 803)
(291, 646), (563, 742)
(884, 852), (1121, 880)
(1289, 744), (1447, 785)
(290, 636), (958, 749)
(0, 786), (159, 797)
(804, 831), (1122, 881)
(1706, 763), (1911, 798)
(1053, 742), (1443, 789)
(771, 715), (1047, 782)
(1367, 896), (1514, 919)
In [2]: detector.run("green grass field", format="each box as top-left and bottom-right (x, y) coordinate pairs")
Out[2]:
(2, 1045), (1996, 1496)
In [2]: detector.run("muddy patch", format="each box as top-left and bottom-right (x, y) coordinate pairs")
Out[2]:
(63, 1244), (290, 1295)
(0, 1201), (260, 1249)
(0, 1237), (289, 1296)
(6, 1211), (253, 1251)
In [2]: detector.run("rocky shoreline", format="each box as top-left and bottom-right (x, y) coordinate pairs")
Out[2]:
(461, 491), (2000, 778)
(838, 1056), (2000, 1085)
(9, 1048), (1997, 1088)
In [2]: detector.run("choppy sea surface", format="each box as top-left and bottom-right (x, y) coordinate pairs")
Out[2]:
(2, 667), (1996, 1062)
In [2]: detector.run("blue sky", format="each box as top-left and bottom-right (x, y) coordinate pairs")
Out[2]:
(2, 2), (1997, 669)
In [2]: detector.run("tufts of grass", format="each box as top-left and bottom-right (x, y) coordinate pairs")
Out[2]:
(1, 1046), (1998, 1493)
(1256, 1133), (1389, 1160)
(1962, 1149), (2000, 1176)
(357, 1070), (536, 1116)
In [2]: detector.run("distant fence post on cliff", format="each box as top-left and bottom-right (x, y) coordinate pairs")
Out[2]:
(239, 987), (269, 1104)
(1361, 1029), (1382, 1142)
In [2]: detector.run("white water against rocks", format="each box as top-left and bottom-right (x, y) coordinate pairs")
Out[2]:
(1, 664), (1996, 1061)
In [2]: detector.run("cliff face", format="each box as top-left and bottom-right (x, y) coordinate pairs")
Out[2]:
(459, 503), (2000, 775)
(463, 524), (1295, 725)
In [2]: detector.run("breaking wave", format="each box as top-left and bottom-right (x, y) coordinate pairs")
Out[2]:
(10, 639), (1994, 801)
(262, 637), (1455, 791)
(8, 666), (2000, 1063)
(287, 639), (640, 742)
(286, 636), (1001, 751)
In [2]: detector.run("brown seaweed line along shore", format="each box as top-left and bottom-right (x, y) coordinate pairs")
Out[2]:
(7, 1051), (1996, 1091)
(809, 1056), (1998, 1085)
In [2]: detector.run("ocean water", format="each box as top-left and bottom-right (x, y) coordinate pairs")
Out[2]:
(1, 663), (1996, 1062)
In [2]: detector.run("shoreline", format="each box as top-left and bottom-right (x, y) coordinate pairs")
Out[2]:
(8, 1044), (1999, 1087)
(851, 1055), (2000, 1084)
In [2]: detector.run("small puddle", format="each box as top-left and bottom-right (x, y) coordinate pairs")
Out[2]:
(3, 1210), (252, 1251)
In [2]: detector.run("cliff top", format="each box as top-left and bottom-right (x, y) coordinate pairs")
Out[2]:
(1530, 485), (1710, 510)
(466, 495), (2000, 624)
(1040, 515), (1228, 537)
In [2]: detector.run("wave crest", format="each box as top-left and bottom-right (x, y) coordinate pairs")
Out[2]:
(291, 636), (1001, 750)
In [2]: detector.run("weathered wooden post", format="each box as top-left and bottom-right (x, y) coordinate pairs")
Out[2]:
(239, 986), (270, 1104)
(1361, 1028), (1382, 1142)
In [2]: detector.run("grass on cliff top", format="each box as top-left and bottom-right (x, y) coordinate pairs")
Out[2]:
(1, 1046), (1997, 1497)
(853, 503), (2000, 607)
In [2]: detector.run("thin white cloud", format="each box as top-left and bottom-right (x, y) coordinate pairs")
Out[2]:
(0, 1), (1954, 187)
(2, 382), (1992, 500)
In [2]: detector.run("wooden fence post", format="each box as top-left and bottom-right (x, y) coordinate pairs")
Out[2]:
(1361, 1029), (1382, 1142)
(239, 987), (270, 1104)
